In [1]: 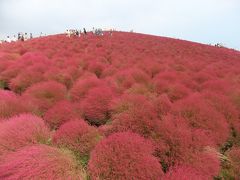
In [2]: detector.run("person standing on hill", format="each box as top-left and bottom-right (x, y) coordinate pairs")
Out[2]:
(12, 35), (17, 42)
(24, 33), (28, 41)
(83, 28), (87, 35)
(76, 29), (79, 37)
(6, 36), (11, 43)
(21, 34), (24, 41)
(18, 33), (21, 40)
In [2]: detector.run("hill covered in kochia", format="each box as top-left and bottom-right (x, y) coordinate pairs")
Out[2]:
(0, 32), (240, 179)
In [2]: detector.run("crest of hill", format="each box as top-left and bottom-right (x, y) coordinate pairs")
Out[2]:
(0, 31), (239, 63)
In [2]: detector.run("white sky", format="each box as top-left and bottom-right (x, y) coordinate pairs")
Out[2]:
(0, 0), (240, 49)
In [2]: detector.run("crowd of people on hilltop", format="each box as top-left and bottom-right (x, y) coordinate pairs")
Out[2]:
(0, 28), (116, 44)
(0, 28), (136, 44)
(65, 27), (115, 38)
(0, 32), (48, 44)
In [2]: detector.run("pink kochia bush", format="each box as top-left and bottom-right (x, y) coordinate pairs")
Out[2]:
(43, 100), (78, 129)
(0, 90), (31, 119)
(110, 94), (159, 138)
(0, 145), (84, 179)
(9, 70), (44, 93)
(152, 93), (172, 118)
(227, 147), (240, 178)
(154, 115), (215, 169)
(163, 166), (208, 180)
(173, 93), (230, 145)
(70, 76), (101, 101)
(53, 119), (100, 156)
(0, 114), (50, 156)
(88, 132), (163, 180)
(23, 81), (67, 113)
(81, 86), (115, 125)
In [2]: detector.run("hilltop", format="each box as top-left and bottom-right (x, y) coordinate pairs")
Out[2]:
(0, 32), (240, 179)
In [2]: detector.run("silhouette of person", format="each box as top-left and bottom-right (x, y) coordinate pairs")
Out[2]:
(83, 28), (87, 35)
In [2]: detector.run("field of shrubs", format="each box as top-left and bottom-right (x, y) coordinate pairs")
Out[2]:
(0, 31), (240, 179)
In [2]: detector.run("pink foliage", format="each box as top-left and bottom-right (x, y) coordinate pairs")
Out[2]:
(43, 100), (78, 129)
(202, 91), (240, 131)
(9, 70), (44, 93)
(189, 151), (221, 178)
(44, 66), (77, 89)
(163, 166), (207, 180)
(0, 90), (32, 119)
(53, 119), (100, 156)
(173, 93), (230, 145)
(23, 81), (67, 113)
(113, 68), (151, 91)
(0, 31), (240, 178)
(88, 132), (163, 180)
(88, 61), (105, 77)
(154, 115), (215, 168)
(110, 94), (159, 137)
(0, 113), (50, 156)
(70, 76), (101, 101)
(0, 145), (83, 179)
(81, 86), (115, 125)
(154, 79), (191, 102)
(152, 93), (172, 118)
(227, 147), (240, 178)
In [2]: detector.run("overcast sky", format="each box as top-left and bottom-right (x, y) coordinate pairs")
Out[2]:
(0, 0), (239, 49)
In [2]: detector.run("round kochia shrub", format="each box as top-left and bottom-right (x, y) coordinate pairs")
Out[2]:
(154, 115), (215, 170)
(23, 81), (67, 113)
(110, 94), (159, 138)
(0, 90), (32, 119)
(152, 93), (172, 118)
(43, 100), (78, 129)
(0, 114), (50, 156)
(9, 70), (44, 93)
(173, 93), (229, 145)
(53, 119), (101, 156)
(81, 86), (115, 126)
(88, 132), (163, 180)
(163, 166), (207, 180)
(70, 76), (101, 101)
(227, 147), (240, 178)
(0, 145), (84, 179)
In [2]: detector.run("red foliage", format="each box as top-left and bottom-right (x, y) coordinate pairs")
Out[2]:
(153, 78), (191, 102)
(154, 115), (215, 169)
(227, 147), (240, 178)
(0, 90), (32, 119)
(23, 81), (67, 113)
(88, 132), (163, 180)
(88, 61), (105, 77)
(113, 68), (151, 91)
(53, 119), (100, 156)
(80, 86), (115, 125)
(110, 94), (159, 137)
(9, 70), (44, 93)
(202, 79), (233, 95)
(163, 166), (207, 180)
(43, 100), (78, 129)
(0, 52), (49, 85)
(173, 93), (230, 145)
(1, 32), (240, 177)
(44, 66), (79, 89)
(202, 91), (240, 131)
(152, 93), (172, 118)
(0, 113), (50, 156)
(70, 76), (101, 101)
(0, 145), (84, 179)
(188, 151), (221, 178)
